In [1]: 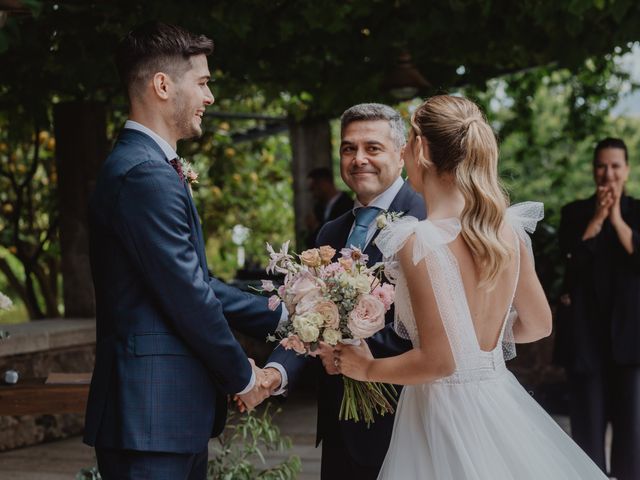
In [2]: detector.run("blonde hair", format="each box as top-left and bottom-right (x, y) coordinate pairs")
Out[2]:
(411, 95), (511, 288)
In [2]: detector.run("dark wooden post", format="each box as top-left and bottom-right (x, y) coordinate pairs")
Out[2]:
(288, 117), (333, 250)
(53, 101), (107, 318)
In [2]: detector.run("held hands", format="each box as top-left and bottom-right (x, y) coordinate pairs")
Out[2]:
(334, 341), (374, 382)
(235, 359), (282, 413)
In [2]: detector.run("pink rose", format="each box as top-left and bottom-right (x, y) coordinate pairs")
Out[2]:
(321, 262), (344, 279)
(295, 291), (322, 315)
(288, 272), (322, 303)
(347, 294), (386, 339)
(280, 334), (306, 354)
(372, 283), (395, 311)
(314, 300), (340, 329)
(268, 294), (281, 311)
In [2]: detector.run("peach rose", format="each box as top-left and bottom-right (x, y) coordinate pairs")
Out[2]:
(347, 294), (386, 339)
(319, 245), (336, 265)
(300, 248), (321, 268)
(339, 257), (353, 271)
(314, 300), (340, 329)
(280, 334), (306, 354)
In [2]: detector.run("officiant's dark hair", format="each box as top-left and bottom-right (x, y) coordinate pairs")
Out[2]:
(116, 22), (214, 98)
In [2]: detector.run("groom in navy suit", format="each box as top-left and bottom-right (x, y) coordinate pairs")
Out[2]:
(84, 23), (284, 479)
(267, 104), (426, 479)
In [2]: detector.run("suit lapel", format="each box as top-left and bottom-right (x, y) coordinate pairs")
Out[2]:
(363, 182), (413, 266)
(122, 128), (210, 276)
(183, 184), (209, 275)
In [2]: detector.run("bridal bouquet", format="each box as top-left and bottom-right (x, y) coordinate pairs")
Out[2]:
(263, 242), (397, 425)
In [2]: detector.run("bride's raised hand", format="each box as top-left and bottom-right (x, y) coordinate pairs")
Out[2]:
(334, 340), (374, 382)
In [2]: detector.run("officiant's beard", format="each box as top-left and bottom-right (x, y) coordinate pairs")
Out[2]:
(172, 95), (202, 140)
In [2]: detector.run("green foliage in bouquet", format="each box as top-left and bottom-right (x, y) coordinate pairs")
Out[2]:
(208, 404), (301, 480)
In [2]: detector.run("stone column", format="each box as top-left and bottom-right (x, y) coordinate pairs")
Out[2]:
(288, 117), (333, 250)
(53, 101), (107, 318)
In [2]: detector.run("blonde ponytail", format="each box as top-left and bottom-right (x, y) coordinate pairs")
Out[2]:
(412, 95), (511, 288)
(456, 119), (510, 288)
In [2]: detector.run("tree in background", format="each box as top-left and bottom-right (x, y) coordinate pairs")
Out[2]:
(465, 51), (640, 299)
(0, 110), (60, 319)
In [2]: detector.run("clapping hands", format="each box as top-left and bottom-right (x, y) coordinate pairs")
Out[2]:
(234, 359), (282, 413)
(596, 181), (625, 221)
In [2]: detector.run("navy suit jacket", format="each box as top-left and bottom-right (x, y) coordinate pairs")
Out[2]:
(269, 181), (426, 466)
(83, 129), (281, 453)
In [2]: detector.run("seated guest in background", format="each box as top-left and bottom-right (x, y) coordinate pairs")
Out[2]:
(555, 137), (640, 480)
(305, 167), (353, 247)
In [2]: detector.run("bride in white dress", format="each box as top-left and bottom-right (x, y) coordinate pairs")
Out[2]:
(335, 95), (608, 479)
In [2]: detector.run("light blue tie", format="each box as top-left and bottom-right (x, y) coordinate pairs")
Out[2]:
(346, 207), (381, 250)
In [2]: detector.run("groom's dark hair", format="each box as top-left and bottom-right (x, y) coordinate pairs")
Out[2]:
(116, 22), (214, 99)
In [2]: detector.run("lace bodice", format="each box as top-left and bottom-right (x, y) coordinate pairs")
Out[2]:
(375, 202), (544, 381)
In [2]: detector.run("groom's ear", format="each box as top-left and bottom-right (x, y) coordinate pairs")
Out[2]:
(152, 72), (171, 100)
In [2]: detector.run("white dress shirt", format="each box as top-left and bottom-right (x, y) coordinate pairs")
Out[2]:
(124, 120), (177, 160)
(351, 176), (405, 248)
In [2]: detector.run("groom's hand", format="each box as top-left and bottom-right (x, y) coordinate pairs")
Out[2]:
(235, 362), (283, 412)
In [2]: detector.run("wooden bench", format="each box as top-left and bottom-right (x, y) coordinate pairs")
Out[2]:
(0, 373), (90, 416)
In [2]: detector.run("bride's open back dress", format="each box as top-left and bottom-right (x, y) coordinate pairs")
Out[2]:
(374, 203), (607, 479)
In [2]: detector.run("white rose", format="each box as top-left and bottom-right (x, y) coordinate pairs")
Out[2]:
(352, 274), (372, 294)
(376, 214), (388, 229)
(322, 328), (342, 346)
(295, 319), (320, 342)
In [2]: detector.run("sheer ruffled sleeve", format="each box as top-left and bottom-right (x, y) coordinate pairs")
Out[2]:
(502, 201), (544, 360)
(377, 216), (461, 264)
(375, 216), (461, 342)
(505, 201), (544, 262)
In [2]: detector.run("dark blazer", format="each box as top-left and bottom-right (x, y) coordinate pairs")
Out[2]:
(555, 195), (640, 373)
(325, 191), (354, 221)
(269, 180), (426, 466)
(83, 129), (281, 453)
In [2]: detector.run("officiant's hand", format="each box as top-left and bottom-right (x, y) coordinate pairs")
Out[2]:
(335, 341), (374, 382)
(235, 361), (282, 413)
(314, 341), (340, 375)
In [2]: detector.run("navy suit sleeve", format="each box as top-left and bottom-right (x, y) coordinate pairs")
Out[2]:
(366, 321), (413, 358)
(113, 161), (252, 394)
(208, 276), (281, 340)
(267, 344), (310, 394)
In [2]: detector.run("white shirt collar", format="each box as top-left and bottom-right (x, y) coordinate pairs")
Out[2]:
(353, 176), (405, 213)
(124, 120), (177, 160)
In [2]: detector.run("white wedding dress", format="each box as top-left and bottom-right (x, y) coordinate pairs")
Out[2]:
(374, 202), (607, 480)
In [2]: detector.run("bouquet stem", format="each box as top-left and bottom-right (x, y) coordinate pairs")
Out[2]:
(339, 377), (397, 427)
